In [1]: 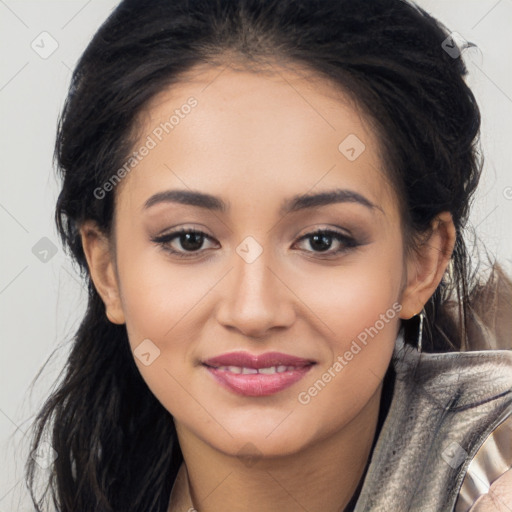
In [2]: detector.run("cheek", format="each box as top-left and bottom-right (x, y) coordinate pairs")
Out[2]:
(298, 296), (398, 394)
(115, 244), (220, 412)
(289, 241), (404, 412)
(115, 246), (211, 426)
(293, 241), (404, 343)
(117, 240), (212, 344)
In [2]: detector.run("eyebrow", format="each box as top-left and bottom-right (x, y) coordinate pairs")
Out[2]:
(143, 188), (382, 215)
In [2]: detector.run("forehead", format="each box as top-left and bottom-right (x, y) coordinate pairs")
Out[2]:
(115, 63), (397, 218)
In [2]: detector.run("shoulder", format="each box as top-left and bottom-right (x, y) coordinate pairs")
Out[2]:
(469, 468), (512, 511)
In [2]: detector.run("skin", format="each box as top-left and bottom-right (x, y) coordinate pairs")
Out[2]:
(80, 62), (456, 512)
(470, 470), (512, 511)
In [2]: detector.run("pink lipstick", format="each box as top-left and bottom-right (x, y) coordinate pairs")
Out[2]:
(202, 351), (315, 397)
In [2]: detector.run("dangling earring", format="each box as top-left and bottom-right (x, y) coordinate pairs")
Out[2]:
(417, 311), (425, 353)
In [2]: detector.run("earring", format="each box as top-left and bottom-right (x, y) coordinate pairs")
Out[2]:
(417, 311), (425, 353)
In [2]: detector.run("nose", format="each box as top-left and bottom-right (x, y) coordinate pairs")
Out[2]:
(214, 243), (295, 339)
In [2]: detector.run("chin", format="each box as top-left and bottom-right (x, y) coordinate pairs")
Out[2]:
(208, 423), (317, 461)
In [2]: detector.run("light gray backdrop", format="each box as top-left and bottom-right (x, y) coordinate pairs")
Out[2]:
(1, 1), (511, 510)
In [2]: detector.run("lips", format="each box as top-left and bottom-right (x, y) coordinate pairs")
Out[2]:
(202, 351), (315, 397)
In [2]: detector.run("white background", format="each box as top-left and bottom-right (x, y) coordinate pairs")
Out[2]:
(1, 1), (511, 510)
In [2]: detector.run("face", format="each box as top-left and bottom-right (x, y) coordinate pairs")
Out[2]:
(90, 63), (415, 457)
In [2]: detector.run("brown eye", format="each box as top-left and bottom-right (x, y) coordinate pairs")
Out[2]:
(152, 228), (218, 258)
(294, 229), (358, 256)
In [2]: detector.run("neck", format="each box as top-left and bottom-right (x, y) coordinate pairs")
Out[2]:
(170, 382), (384, 512)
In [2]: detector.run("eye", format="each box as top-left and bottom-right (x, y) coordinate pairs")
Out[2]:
(293, 229), (359, 256)
(151, 227), (359, 259)
(151, 228), (218, 258)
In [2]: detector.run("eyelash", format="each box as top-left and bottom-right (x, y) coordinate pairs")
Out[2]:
(151, 227), (359, 259)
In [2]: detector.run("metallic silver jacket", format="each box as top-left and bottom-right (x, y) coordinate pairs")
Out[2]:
(354, 333), (512, 512)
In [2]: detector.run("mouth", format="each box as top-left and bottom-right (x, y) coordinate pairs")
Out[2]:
(202, 351), (316, 397)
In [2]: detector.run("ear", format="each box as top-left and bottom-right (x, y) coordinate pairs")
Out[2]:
(399, 212), (456, 320)
(79, 220), (125, 324)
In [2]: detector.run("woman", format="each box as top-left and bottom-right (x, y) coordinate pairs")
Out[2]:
(25, 0), (512, 510)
